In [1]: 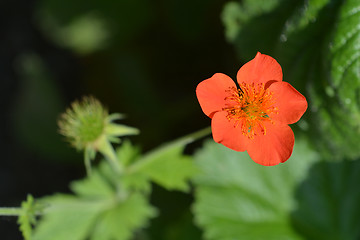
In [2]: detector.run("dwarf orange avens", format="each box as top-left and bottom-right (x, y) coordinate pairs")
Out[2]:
(196, 52), (307, 166)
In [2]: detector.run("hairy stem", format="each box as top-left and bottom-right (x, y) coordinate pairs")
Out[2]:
(0, 207), (23, 216)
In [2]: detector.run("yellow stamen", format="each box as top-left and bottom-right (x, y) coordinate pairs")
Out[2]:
(222, 83), (278, 139)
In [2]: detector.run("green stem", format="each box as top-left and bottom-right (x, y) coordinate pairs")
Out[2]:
(0, 207), (23, 216)
(128, 126), (211, 173)
(84, 148), (93, 176)
(97, 136), (123, 174)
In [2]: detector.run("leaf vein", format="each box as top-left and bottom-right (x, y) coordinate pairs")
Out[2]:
(336, 50), (360, 81)
(343, 5), (360, 19)
(332, 24), (360, 52)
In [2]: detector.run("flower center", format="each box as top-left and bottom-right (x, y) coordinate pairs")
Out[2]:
(222, 83), (277, 139)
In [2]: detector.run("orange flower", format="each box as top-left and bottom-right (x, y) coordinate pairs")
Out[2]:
(196, 52), (307, 166)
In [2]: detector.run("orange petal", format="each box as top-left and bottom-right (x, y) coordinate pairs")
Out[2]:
(196, 73), (237, 118)
(246, 122), (294, 166)
(211, 111), (250, 151)
(269, 81), (308, 124)
(236, 52), (283, 85)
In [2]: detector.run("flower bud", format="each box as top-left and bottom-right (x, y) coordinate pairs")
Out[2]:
(58, 96), (139, 151)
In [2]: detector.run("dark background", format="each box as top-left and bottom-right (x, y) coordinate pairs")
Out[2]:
(0, 0), (239, 239)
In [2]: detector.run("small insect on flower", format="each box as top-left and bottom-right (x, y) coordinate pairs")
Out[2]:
(196, 52), (307, 166)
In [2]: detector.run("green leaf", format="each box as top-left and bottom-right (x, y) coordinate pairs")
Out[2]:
(291, 160), (360, 239)
(135, 147), (196, 192)
(18, 195), (38, 240)
(221, 0), (281, 42)
(34, 166), (156, 240)
(95, 141), (152, 194)
(126, 128), (210, 192)
(222, 0), (360, 160)
(70, 170), (114, 199)
(122, 170), (152, 194)
(33, 195), (106, 240)
(192, 138), (320, 240)
(90, 193), (157, 240)
(116, 140), (141, 167)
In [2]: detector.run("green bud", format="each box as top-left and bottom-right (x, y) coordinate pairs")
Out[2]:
(58, 96), (107, 150)
(58, 96), (139, 151)
(58, 96), (139, 175)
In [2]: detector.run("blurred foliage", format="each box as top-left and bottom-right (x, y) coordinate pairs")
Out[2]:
(36, 0), (154, 50)
(291, 160), (360, 239)
(193, 138), (360, 240)
(34, 191), (156, 240)
(126, 133), (201, 192)
(18, 195), (39, 240)
(222, 0), (360, 160)
(192, 138), (317, 240)
(42, 13), (110, 55)
(32, 126), (204, 240)
(32, 145), (158, 240)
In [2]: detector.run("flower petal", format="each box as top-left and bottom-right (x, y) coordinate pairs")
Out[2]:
(196, 73), (237, 118)
(246, 122), (294, 166)
(269, 81), (308, 124)
(236, 52), (283, 85)
(211, 111), (250, 151)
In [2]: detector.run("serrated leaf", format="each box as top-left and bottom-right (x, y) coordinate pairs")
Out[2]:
(291, 159), (360, 239)
(192, 138), (320, 240)
(70, 170), (114, 199)
(90, 193), (157, 240)
(126, 128), (210, 192)
(34, 193), (156, 240)
(34, 161), (156, 240)
(122, 172), (152, 194)
(116, 140), (141, 167)
(18, 195), (38, 240)
(137, 147), (196, 192)
(93, 141), (151, 193)
(33, 195), (107, 240)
